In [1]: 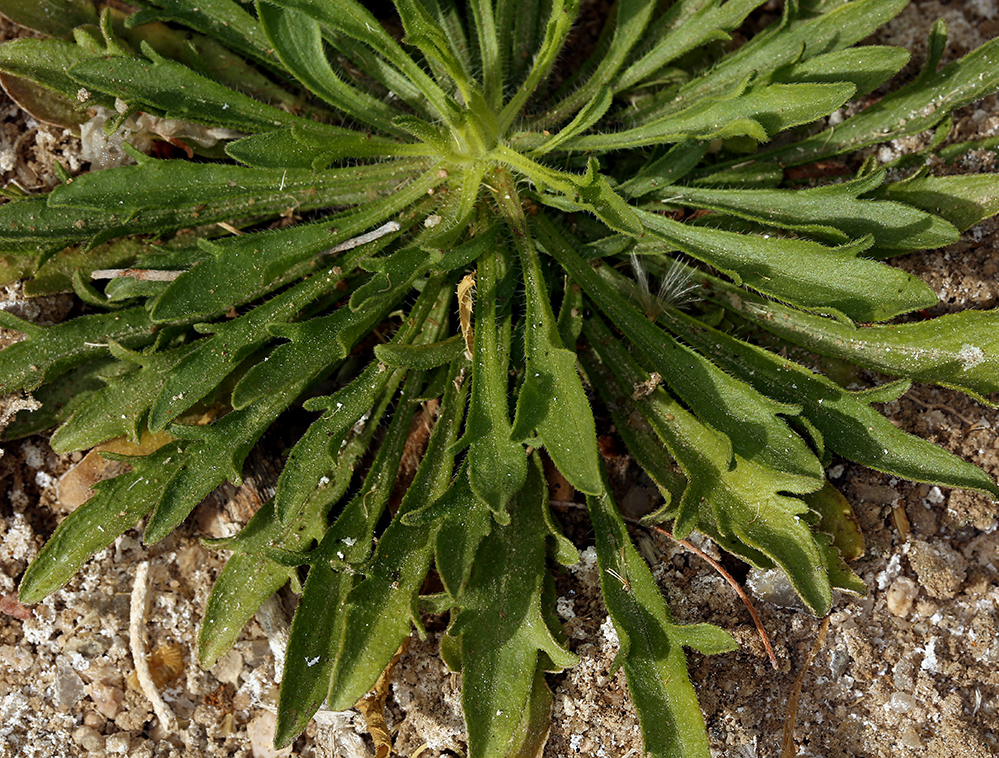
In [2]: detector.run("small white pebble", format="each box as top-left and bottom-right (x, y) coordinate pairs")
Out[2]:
(886, 577), (919, 617)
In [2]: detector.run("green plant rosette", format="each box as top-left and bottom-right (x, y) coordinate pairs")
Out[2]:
(1, 1), (998, 755)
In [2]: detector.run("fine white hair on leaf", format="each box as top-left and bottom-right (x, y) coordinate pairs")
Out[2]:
(328, 220), (401, 254)
(628, 252), (699, 319)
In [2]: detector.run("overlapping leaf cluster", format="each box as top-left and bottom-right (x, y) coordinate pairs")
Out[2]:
(1, 1), (998, 755)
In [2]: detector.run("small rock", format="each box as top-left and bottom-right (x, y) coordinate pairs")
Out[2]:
(908, 539), (968, 599)
(105, 732), (130, 754)
(886, 577), (919, 617)
(247, 710), (293, 758)
(73, 725), (106, 753)
(900, 724), (923, 749)
(55, 659), (86, 710)
(212, 649), (243, 686)
(746, 567), (806, 610)
(87, 680), (124, 720)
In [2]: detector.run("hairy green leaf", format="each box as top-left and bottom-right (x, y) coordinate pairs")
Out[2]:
(655, 169), (959, 252)
(274, 369), (424, 745)
(325, 358), (468, 712)
(705, 276), (999, 406)
(587, 480), (736, 758)
(446, 455), (578, 758)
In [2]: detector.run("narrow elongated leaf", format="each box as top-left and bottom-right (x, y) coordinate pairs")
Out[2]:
(68, 43), (298, 133)
(882, 173), (999, 234)
(498, 0), (580, 132)
(656, 169), (959, 252)
(0, 306), (156, 393)
(446, 455), (578, 758)
(0, 0), (97, 36)
(464, 246), (527, 512)
(761, 32), (999, 166)
(616, 141), (710, 199)
(257, 3), (406, 135)
(649, 0), (908, 121)
(0, 37), (115, 112)
(274, 370), (424, 746)
(264, 0), (459, 124)
(225, 129), (322, 169)
(326, 358), (469, 711)
(397, 0), (478, 103)
(703, 275), (999, 406)
(375, 334), (464, 369)
(587, 480), (736, 758)
(638, 208), (938, 322)
(149, 168), (437, 323)
(126, 0), (278, 67)
(536, 0), (659, 128)
(47, 157), (388, 246)
(530, 85), (612, 157)
(496, 175), (603, 495)
(469, 0), (502, 109)
(768, 45), (909, 98)
(568, 82), (855, 151)
(613, 0), (763, 93)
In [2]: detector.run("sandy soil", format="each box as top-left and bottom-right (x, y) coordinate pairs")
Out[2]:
(2, 2), (999, 757)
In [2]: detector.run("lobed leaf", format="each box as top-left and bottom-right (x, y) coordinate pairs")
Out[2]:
(704, 276), (999, 406)
(660, 306), (999, 500)
(18, 441), (186, 604)
(446, 455), (578, 758)
(653, 169), (960, 252)
(587, 479), (736, 758)
(275, 278), (449, 523)
(0, 306), (157, 393)
(584, 315), (834, 614)
(537, 214), (825, 491)
(644, 0), (908, 122)
(49, 341), (198, 454)
(637, 207), (938, 322)
(325, 358), (469, 712)
(147, 258), (359, 432)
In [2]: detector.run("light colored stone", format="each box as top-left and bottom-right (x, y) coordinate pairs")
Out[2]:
(886, 577), (919, 617)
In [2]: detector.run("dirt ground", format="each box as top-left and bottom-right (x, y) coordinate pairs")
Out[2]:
(2, 2), (999, 757)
